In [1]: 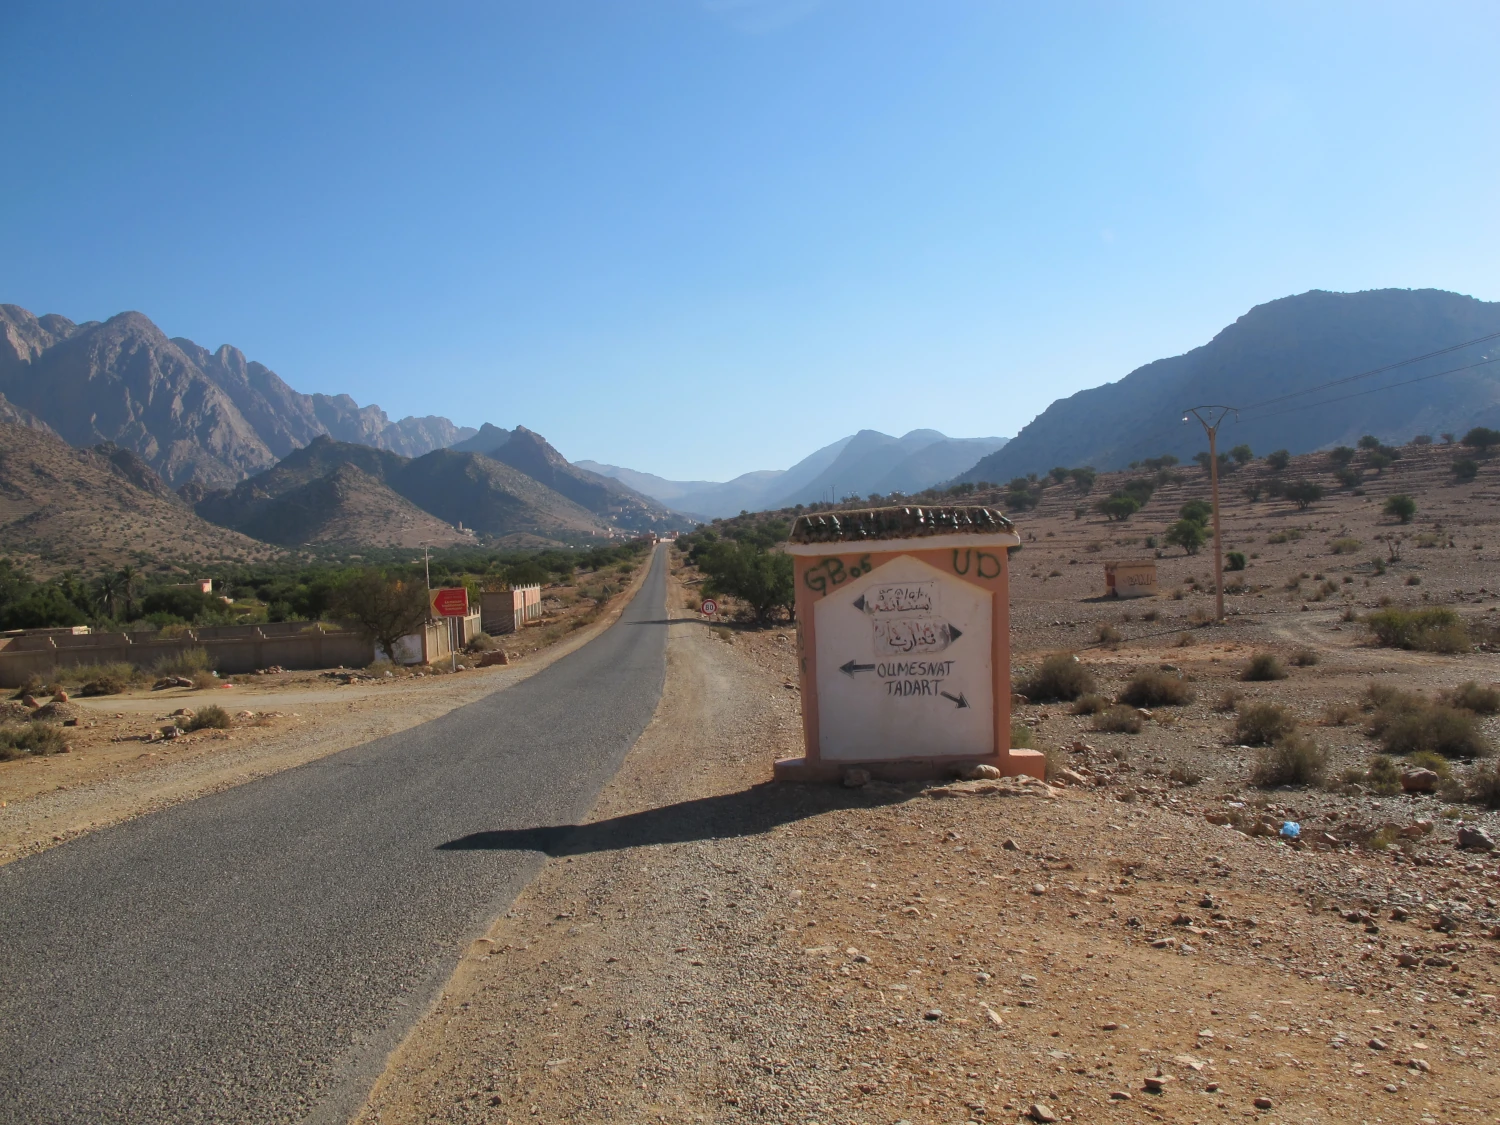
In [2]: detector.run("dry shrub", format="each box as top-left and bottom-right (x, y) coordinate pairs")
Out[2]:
(1468, 764), (1500, 809)
(190, 670), (219, 691)
(1364, 755), (1402, 796)
(1118, 669), (1194, 707)
(1188, 607), (1214, 627)
(79, 674), (128, 696)
(1096, 622), (1123, 646)
(1322, 701), (1358, 726)
(1016, 653), (1096, 703)
(1213, 689), (1241, 713)
(1168, 764), (1203, 785)
(1405, 749), (1451, 778)
(1175, 632), (1196, 647)
(465, 632), (496, 652)
(55, 661), (139, 688)
(1250, 734), (1327, 788)
(1446, 680), (1500, 715)
(1009, 722), (1035, 749)
(1241, 652), (1288, 681)
(1142, 609), (1160, 622)
(1365, 607), (1469, 653)
(1375, 702), (1489, 759)
(152, 647), (215, 677)
(1093, 705), (1144, 734)
(1330, 537), (1362, 554)
(0, 722), (67, 760)
(185, 705), (232, 731)
(1071, 693), (1110, 716)
(1290, 648), (1319, 667)
(1234, 702), (1296, 746)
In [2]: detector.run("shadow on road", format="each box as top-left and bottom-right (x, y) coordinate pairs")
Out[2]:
(437, 782), (911, 856)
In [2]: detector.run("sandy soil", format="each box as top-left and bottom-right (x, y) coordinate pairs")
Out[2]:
(0, 561), (653, 866)
(352, 543), (1500, 1125)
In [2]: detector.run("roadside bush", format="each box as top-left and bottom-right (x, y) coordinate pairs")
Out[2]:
(0, 721), (67, 760)
(1015, 653), (1096, 703)
(1452, 459), (1479, 482)
(466, 632), (497, 653)
(1445, 680), (1500, 714)
(1214, 689), (1241, 713)
(1364, 755), (1402, 796)
(1289, 648), (1319, 667)
(1092, 705), (1144, 734)
(1225, 551), (1246, 571)
(1118, 669), (1194, 707)
(185, 705), (232, 731)
(79, 674), (127, 696)
(1250, 734), (1327, 788)
(1165, 519), (1208, 555)
(1384, 494), (1417, 523)
(1329, 537), (1362, 555)
(151, 648), (215, 677)
(1322, 701), (1358, 726)
(189, 670), (218, 691)
(1096, 622), (1122, 646)
(1241, 652), (1288, 681)
(1010, 722), (1035, 749)
(1365, 607), (1468, 653)
(1234, 702), (1296, 746)
(1071, 692), (1110, 716)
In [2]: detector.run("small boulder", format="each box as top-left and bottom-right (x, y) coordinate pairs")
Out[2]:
(958, 762), (1002, 780)
(842, 768), (871, 789)
(1028, 1105), (1057, 1124)
(1401, 768), (1439, 794)
(53, 690), (69, 703)
(478, 650), (510, 668)
(1458, 826), (1496, 852)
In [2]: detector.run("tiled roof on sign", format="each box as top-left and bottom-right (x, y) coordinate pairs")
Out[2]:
(789, 505), (1015, 544)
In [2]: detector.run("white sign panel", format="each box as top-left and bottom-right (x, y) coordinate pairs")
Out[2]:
(814, 555), (993, 761)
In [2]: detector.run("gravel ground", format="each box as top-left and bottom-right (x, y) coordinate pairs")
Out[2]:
(355, 548), (1500, 1125)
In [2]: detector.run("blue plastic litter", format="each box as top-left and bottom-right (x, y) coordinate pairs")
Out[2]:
(1279, 821), (1301, 839)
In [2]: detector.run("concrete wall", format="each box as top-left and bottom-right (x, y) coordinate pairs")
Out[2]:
(0, 625), (375, 687)
(479, 587), (542, 636)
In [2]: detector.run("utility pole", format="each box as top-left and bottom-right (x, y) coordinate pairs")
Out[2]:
(1183, 406), (1238, 623)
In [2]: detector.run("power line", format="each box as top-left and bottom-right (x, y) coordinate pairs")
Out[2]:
(1236, 329), (1500, 415)
(1236, 354), (1500, 422)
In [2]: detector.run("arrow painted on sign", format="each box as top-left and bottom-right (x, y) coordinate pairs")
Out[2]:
(852, 594), (866, 611)
(840, 659), (876, 677)
(940, 690), (970, 709)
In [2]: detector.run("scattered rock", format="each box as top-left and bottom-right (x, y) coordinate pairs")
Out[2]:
(1368, 1037), (1388, 1051)
(1142, 1074), (1172, 1093)
(957, 762), (1003, 780)
(1254, 1096), (1273, 1109)
(1109, 1090), (1131, 1101)
(1053, 768), (1088, 787)
(1401, 820), (1434, 838)
(842, 768), (870, 789)
(1401, 768), (1439, 793)
(53, 690), (69, 703)
(477, 650), (510, 667)
(21, 694), (38, 708)
(1027, 1104), (1057, 1123)
(922, 1009), (942, 1021)
(1002, 838), (1020, 851)
(1457, 826), (1496, 852)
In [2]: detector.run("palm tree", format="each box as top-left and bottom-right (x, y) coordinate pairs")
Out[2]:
(116, 566), (140, 621)
(94, 572), (122, 619)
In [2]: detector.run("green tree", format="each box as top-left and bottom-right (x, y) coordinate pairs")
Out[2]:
(1383, 494), (1417, 523)
(1453, 459), (1480, 482)
(1328, 446), (1355, 467)
(332, 571), (431, 662)
(1266, 449), (1291, 471)
(697, 541), (794, 624)
(1178, 499), (1212, 525)
(1229, 444), (1254, 465)
(1225, 551), (1247, 571)
(1282, 480), (1325, 510)
(1358, 434), (1381, 450)
(1096, 495), (1141, 521)
(1069, 467), (1097, 492)
(1165, 518), (1208, 555)
(1462, 427), (1500, 455)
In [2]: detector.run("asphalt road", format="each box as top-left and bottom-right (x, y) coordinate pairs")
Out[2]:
(0, 547), (669, 1125)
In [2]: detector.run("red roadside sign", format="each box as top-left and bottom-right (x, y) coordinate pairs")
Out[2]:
(430, 587), (469, 617)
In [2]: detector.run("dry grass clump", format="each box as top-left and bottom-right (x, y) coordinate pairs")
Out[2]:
(1174, 632), (1196, 647)
(1015, 653), (1096, 703)
(1364, 607), (1469, 653)
(1468, 764), (1500, 808)
(1289, 648), (1319, 667)
(1321, 701), (1359, 726)
(55, 661), (140, 690)
(1366, 687), (1491, 759)
(1363, 755), (1402, 796)
(1241, 652), (1288, 681)
(1329, 537), (1362, 554)
(190, 670), (219, 691)
(1233, 702), (1296, 746)
(1070, 693), (1111, 716)
(1445, 680), (1500, 715)
(0, 721), (67, 761)
(1118, 669), (1194, 707)
(151, 647), (215, 677)
(465, 632), (497, 652)
(1096, 623), (1122, 647)
(1009, 722), (1035, 749)
(1213, 689), (1241, 713)
(1405, 749), (1451, 778)
(1250, 733), (1327, 788)
(1092, 705), (1144, 734)
(184, 705), (232, 732)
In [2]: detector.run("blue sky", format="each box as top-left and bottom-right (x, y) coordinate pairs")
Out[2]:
(4, 1), (1498, 481)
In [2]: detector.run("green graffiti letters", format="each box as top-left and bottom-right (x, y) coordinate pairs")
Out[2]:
(804, 554), (873, 594)
(952, 548), (1003, 579)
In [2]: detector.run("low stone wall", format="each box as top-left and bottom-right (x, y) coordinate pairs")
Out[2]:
(0, 626), (375, 687)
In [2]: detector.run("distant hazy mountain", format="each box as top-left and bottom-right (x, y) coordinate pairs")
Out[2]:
(0, 305), (477, 487)
(961, 288), (1500, 483)
(191, 436), (612, 546)
(580, 429), (1008, 519)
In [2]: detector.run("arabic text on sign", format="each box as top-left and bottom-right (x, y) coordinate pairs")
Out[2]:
(873, 617), (955, 655)
(864, 583), (934, 614)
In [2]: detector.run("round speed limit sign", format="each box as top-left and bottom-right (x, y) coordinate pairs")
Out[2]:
(700, 599), (718, 617)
